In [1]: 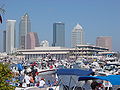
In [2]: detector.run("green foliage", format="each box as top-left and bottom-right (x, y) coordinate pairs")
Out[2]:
(0, 63), (15, 90)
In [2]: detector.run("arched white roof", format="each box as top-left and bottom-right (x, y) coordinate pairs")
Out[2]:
(74, 24), (83, 29)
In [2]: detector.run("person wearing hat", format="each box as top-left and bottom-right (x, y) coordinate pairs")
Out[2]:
(39, 78), (46, 88)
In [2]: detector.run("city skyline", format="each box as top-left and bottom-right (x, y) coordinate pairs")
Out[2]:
(0, 0), (120, 51)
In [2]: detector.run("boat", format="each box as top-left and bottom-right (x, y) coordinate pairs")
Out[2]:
(38, 68), (57, 75)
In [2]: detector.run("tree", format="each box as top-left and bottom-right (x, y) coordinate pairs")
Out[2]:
(0, 63), (15, 90)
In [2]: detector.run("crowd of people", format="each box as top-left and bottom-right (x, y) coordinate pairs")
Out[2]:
(10, 71), (58, 88)
(4, 57), (59, 89)
(1, 55), (120, 90)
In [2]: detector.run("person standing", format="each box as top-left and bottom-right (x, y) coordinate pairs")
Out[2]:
(29, 74), (34, 86)
(91, 80), (99, 90)
(46, 80), (52, 87)
(24, 74), (30, 87)
(39, 78), (46, 88)
(22, 79), (27, 88)
(103, 81), (112, 90)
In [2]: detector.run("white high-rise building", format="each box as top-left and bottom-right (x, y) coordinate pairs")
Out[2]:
(6, 20), (16, 54)
(72, 24), (84, 47)
(40, 40), (49, 47)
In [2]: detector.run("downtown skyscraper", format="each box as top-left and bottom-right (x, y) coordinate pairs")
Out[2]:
(96, 36), (112, 51)
(3, 30), (6, 52)
(26, 32), (40, 49)
(19, 13), (31, 49)
(52, 22), (65, 47)
(6, 20), (16, 54)
(72, 24), (84, 47)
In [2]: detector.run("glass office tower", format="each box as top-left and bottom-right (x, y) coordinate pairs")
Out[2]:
(19, 13), (31, 49)
(52, 22), (65, 47)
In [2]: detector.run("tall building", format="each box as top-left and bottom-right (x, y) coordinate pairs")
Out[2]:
(6, 20), (16, 53)
(52, 22), (65, 47)
(26, 32), (40, 49)
(72, 24), (84, 47)
(19, 13), (31, 49)
(3, 30), (6, 52)
(96, 36), (112, 51)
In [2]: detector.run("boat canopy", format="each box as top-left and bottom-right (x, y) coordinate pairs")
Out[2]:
(57, 69), (94, 76)
(78, 75), (120, 85)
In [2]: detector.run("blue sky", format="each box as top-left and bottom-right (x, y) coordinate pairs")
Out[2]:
(0, 0), (120, 51)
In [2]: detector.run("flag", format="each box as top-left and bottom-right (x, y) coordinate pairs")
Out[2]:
(0, 14), (2, 23)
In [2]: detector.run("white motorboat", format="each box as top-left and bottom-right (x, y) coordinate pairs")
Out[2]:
(38, 68), (57, 75)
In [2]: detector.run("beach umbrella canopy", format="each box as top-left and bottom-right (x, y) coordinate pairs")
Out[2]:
(57, 68), (94, 76)
(78, 75), (120, 85)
